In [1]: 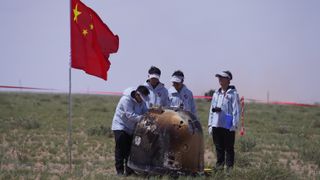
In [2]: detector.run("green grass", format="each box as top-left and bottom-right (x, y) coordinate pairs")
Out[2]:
(0, 92), (319, 179)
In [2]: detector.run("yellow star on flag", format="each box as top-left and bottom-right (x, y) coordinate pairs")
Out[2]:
(82, 29), (88, 36)
(73, 4), (82, 22)
(90, 24), (94, 30)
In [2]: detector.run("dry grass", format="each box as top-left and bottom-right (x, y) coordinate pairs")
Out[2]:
(0, 92), (319, 179)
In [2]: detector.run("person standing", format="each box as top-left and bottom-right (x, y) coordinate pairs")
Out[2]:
(144, 66), (169, 108)
(208, 70), (240, 171)
(168, 70), (197, 117)
(111, 85), (150, 176)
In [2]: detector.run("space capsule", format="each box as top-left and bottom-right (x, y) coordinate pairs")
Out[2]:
(128, 108), (204, 175)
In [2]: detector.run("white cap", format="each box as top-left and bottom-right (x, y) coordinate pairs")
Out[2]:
(215, 71), (231, 80)
(171, 75), (184, 83)
(148, 74), (160, 80)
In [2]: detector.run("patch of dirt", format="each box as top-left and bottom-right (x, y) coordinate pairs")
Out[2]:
(204, 148), (215, 166)
(278, 151), (319, 178)
(1, 134), (9, 147)
(1, 163), (15, 171)
(47, 163), (69, 175)
(34, 162), (46, 172)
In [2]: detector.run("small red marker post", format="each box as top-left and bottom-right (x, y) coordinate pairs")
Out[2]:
(240, 96), (245, 136)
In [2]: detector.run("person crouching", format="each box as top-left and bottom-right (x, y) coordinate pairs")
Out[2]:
(111, 85), (150, 176)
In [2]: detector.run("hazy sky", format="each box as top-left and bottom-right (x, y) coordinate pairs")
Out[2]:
(1, 0), (320, 103)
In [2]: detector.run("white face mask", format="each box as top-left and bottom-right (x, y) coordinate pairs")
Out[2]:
(137, 91), (149, 102)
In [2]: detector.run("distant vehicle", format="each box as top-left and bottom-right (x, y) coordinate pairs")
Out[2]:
(128, 107), (204, 176)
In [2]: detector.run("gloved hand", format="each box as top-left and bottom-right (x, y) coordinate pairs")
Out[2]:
(212, 107), (222, 113)
(208, 126), (213, 135)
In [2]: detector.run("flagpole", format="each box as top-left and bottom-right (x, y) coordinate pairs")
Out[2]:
(68, 61), (73, 172)
(68, 0), (73, 172)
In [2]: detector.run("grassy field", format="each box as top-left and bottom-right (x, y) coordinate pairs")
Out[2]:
(0, 92), (319, 179)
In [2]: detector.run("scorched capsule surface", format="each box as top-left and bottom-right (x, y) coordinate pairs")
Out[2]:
(128, 108), (204, 175)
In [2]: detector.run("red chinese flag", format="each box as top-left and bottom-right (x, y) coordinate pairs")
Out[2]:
(71, 0), (119, 80)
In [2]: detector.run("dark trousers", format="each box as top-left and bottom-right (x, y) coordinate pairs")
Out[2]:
(113, 130), (134, 175)
(211, 127), (235, 168)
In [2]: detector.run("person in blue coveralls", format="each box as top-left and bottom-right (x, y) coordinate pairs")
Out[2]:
(168, 70), (197, 117)
(111, 85), (150, 176)
(208, 70), (240, 172)
(144, 66), (169, 108)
